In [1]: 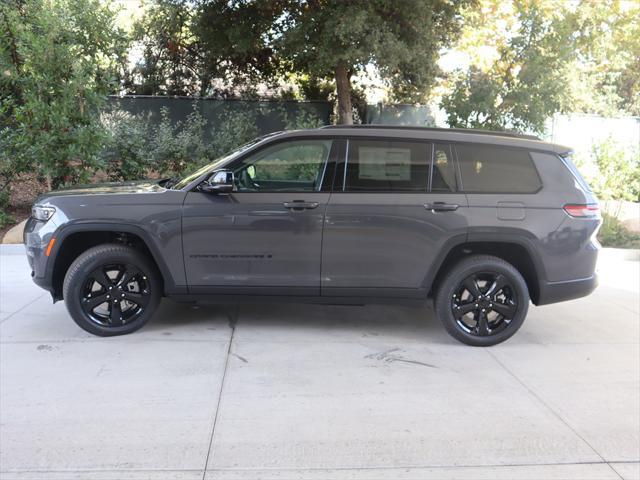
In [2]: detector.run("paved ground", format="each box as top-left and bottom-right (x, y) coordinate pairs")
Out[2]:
(1, 245), (638, 480)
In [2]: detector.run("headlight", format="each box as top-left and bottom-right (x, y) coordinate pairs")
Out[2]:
(32, 205), (56, 222)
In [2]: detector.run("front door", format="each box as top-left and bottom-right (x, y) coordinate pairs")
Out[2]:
(182, 138), (335, 295)
(321, 139), (468, 297)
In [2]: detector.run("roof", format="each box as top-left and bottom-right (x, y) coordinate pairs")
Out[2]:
(277, 125), (572, 155)
(320, 125), (540, 140)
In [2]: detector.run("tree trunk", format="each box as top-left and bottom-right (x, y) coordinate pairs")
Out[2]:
(335, 62), (353, 125)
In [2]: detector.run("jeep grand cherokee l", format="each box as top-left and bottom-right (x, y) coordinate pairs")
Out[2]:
(24, 126), (600, 346)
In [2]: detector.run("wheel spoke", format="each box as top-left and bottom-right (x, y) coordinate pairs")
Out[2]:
(462, 276), (481, 298)
(109, 300), (122, 325)
(475, 310), (490, 336)
(453, 302), (476, 319)
(491, 301), (517, 319)
(84, 293), (109, 310)
(122, 291), (149, 307)
(92, 268), (113, 289)
(485, 274), (508, 297)
(116, 267), (138, 287)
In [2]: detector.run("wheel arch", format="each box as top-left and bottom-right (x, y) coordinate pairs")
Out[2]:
(48, 223), (178, 301)
(426, 237), (546, 305)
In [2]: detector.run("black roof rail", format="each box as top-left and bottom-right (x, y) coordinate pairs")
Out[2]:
(319, 125), (540, 141)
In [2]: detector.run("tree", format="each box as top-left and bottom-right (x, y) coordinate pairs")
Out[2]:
(0, 0), (127, 195)
(194, 0), (284, 97)
(130, 0), (284, 97)
(440, 0), (640, 132)
(128, 0), (205, 95)
(190, 0), (470, 123)
(567, 0), (640, 116)
(441, 0), (575, 134)
(275, 0), (470, 124)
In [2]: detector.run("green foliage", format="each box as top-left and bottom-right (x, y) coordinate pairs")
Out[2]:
(101, 110), (152, 181)
(578, 139), (640, 202)
(276, 0), (469, 100)
(194, 0), (281, 93)
(441, 2), (573, 134)
(598, 212), (640, 249)
(100, 103), (329, 184)
(568, 1), (640, 116)
(128, 0), (207, 96)
(0, 189), (14, 229)
(0, 0), (127, 195)
(211, 110), (260, 158)
(296, 76), (335, 102)
(150, 106), (209, 174)
(130, 0), (283, 97)
(442, 0), (640, 128)
(100, 108), (210, 181)
(278, 107), (326, 131)
(275, 0), (471, 122)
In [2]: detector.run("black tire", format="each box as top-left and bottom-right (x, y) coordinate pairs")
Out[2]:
(63, 244), (162, 336)
(434, 255), (530, 346)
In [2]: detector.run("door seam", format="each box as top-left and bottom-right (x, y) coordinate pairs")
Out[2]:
(319, 192), (332, 296)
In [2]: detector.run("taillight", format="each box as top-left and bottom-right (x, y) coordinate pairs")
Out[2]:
(563, 204), (600, 218)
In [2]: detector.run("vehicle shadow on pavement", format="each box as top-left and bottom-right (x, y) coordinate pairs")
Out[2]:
(146, 299), (454, 345)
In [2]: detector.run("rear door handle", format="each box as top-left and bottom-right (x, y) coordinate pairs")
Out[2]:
(424, 202), (459, 212)
(283, 201), (320, 211)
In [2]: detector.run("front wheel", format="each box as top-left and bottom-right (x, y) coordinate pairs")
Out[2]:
(63, 244), (162, 336)
(434, 255), (530, 346)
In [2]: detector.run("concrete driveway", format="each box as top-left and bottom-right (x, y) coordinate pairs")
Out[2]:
(1, 245), (638, 480)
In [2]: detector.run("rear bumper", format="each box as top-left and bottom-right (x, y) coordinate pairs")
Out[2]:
(536, 274), (598, 306)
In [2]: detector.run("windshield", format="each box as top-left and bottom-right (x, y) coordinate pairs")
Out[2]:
(171, 136), (268, 190)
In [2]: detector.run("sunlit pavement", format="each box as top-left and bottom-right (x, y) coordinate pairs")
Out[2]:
(1, 245), (638, 480)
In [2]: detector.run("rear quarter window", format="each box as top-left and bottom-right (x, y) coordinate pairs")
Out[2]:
(456, 144), (542, 193)
(559, 153), (593, 193)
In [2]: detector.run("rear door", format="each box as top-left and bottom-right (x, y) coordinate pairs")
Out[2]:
(182, 138), (337, 295)
(321, 138), (468, 297)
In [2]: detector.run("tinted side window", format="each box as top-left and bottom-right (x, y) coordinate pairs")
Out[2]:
(234, 140), (332, 192)
(344, 139), (429, 192)
(431, 144), (457, 192)
(456, 144), (541, 193)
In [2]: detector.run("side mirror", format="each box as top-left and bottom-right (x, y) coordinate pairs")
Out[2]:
(201, 170), (234, 194)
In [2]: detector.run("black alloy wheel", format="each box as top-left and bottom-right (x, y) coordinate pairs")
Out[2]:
(451, 272), (517, 337)
(63, 244), (161, 336)
(435, 255), (529, 346)
(80, 263), (151, 327)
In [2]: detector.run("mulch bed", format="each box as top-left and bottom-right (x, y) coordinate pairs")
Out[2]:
(2, 173), (48, 239)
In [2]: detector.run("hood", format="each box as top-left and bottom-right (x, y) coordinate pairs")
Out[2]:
(37, 180), (166, 201)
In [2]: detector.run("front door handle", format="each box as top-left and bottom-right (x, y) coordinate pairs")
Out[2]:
(283, 201), (320, 211)
(424, 202), (459, 212)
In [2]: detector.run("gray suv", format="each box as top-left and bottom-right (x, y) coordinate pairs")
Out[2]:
(24, 126), (600, 345)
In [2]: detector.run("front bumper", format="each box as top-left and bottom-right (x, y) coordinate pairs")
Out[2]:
(536, 274), (598, 306)
(24, 216), (56, 295)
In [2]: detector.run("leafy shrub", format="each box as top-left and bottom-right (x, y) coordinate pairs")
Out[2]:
(100, 106), (213, 181)
(211, 110), (260, 157)
(578, 139), (640, 202)
(0, 0), (126, 191)
(278, 106), (326, 130)
(150, 107), (210, 175)
(598, 211), (640, 249)
(98, 104), (329, 184)
(101, 111), (153, 181)
(0, 190), (15, 229)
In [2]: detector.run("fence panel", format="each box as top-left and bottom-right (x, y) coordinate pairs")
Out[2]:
(107, 96), (333, 141)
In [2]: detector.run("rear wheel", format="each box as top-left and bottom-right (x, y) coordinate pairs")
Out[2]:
(63, 244), (161, 336)
(435, 255), (529, 346)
